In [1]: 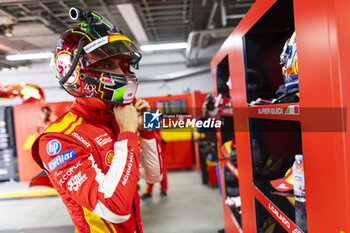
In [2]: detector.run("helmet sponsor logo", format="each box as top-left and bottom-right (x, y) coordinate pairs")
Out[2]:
(67, 171), (87, 191)
(48, 149), (76, 171)
(105, 150), (114, 166)
(100, 77), (115, 85)
(46, 140), (61, 155)
(122, 82), (137, 103)
(56, 39), (64, 49)
(83, 36), (108, 53)
(83, 84), (97, 95)
(56, 52), (80, 83)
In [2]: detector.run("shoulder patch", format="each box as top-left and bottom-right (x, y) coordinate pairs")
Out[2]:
(46, 139), (61, 155)
(48, 149), (76, 171)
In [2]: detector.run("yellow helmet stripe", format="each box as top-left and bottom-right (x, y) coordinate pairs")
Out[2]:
(108, 35), (131, 43)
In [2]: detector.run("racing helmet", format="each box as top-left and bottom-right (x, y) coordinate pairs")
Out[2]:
(280, 31), (298, 93)
(52, 7), (142, 105)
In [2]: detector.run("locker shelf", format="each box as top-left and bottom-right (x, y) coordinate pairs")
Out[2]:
(243, 0), (297, 105)
(222, 160), (239, 178)
(254, 188), (306, 233)
(223, 164), (242, 230)
(255, 198), (288, 233)
(212, 0), (350, 231)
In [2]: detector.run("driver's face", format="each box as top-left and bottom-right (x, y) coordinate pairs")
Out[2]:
(91, 57), (125, 74)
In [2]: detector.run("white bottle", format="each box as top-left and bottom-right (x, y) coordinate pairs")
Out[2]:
(293, 154), (305, 202)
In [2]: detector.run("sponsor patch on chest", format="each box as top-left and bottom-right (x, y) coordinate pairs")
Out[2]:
(71, 132), (91, 148)
(94, 133), (113, 147)
(105, 150), (114, 166)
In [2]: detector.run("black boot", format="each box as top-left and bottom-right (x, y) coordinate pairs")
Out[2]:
(141, 193), (152, 200)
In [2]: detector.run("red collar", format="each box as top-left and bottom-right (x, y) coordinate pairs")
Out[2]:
(70, 101), (115, 123)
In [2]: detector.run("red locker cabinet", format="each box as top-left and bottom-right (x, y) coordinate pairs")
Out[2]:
(212, 0), (350, 232)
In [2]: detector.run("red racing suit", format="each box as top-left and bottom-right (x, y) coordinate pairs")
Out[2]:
(144, 134), (167, 194)
(31, 101), (163, 233)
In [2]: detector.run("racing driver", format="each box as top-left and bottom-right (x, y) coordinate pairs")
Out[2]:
(31, 8), (163, 233)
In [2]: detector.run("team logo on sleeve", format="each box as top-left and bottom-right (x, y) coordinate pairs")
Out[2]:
(48, 149), (76, 171)
(67, 171), (87, 191)
(46, 139), (61, 156)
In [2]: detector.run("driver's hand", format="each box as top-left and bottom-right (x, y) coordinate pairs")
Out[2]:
(114, 104), (138, 133)
(134, 98), (151, 132)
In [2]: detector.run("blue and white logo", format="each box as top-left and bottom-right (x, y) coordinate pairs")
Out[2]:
(143, 110), (161, 129)
(46, 140), (61, 155)
(48, 149), (76, 171)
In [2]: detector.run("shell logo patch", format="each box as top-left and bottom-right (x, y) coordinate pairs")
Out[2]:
(105, 150), (114, 166)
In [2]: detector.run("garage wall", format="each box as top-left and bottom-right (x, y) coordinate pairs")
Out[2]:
(0, 63), (72, 103)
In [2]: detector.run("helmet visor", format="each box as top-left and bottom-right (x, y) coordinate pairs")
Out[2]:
(83, 35), (141, 68)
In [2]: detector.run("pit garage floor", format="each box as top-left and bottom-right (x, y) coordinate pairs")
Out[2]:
(0, 169), (224, 233)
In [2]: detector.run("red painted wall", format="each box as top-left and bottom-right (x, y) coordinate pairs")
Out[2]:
(14, 101), (73, 182)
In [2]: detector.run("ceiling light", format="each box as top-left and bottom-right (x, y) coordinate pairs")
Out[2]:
(6, 52), (53, 61)
(117, 4), (149, 44)
(140, 42), (188, 52)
